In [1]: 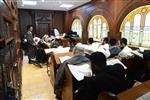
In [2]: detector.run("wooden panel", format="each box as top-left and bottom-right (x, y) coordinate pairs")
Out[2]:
(35, 11), (52, 37)
(36, 23), (50, 38)
(53, 12), (65, 34)
(18, 9), (65, 38)
(18, 10), (33, 38)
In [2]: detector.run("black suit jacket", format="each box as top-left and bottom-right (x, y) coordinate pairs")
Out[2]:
(26, 31), (34, 45)
(26, 31), (36, 59)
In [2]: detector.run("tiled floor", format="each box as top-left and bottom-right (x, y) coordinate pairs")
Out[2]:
(22, 56), (56, 100)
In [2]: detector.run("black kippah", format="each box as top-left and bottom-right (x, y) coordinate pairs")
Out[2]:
(90, 52), (106, 66)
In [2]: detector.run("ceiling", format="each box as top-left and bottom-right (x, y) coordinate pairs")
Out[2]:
(17, 0), (91, 11)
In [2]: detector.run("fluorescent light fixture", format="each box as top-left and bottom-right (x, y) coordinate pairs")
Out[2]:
(22, 0), (37, 5)
(60, 4), (74, 8)
(41, 0), (44, 2)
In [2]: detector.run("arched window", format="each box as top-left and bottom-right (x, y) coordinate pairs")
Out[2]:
(88, 15), (109, 41)
(71, 19), (82, 37)
(143, 12), (150, 46)
(120, 5), (150, 46)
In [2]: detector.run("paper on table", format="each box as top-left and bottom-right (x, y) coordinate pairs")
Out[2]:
(107, 59), (127, 69)
(68, 63), (92, 81)
(59, 56), (72, 63)
(136, 92), (150, 100)
(44, 47), (70, 54)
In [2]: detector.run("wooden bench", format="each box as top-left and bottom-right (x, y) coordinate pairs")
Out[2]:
(61, 58), (150, 100)
(61, 65), (74, 100)
(49, 53), (149, 100)
(47, 52), (73, 87)
(98, 80), (150, 100)
(117, 80), (150, 100)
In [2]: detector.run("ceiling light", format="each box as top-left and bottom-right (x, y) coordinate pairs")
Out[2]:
(60, 4), (74, 8)
(41, 0), (44, 2)
(22, 0), (37, 6)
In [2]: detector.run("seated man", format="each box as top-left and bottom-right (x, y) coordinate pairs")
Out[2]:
(109, 38), (121, 58)
(38, 34), (51, 48)
(54, 45), (89, 99)
(87, 38), (94, 45)
(96, 37), (110, 58)
(75, 52), (127, 100)
(118, 38), (134, 59)
(101, 37), (109, 50)
(131, 49), (150, 82)
(88, 38), (100, 50)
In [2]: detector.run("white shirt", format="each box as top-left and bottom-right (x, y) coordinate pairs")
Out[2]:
(33, 37), (41, 45)
(103, 43), (109, 50)
(118, 46), (134, 59)
(54, 28), (60, 36)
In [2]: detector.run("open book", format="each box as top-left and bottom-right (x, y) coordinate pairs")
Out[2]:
(68, 59), (127, 81)
(107, 59), (127, 69)
(68, 63), (92, 81)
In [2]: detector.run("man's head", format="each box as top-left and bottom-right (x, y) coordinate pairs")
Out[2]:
(109, 38), (117, 46)
(27, 25), (33, 31)
(88, 38), (94, 44)
(90, 52), (106, 74)
(102, 37), (109, 45)
(120, 38), (127, 49)
(73, 44), (84, 56)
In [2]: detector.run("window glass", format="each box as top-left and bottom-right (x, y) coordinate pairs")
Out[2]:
(71, 19), (82, 37)
(143, 12), (150, 46)
(132, 14), (141, 45)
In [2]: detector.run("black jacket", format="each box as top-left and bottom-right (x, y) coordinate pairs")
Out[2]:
(75, 64), (127, 100)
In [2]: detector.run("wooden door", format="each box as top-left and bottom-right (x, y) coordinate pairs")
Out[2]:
(35, 11), (53, 38)
(36, 22), (51, 38)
